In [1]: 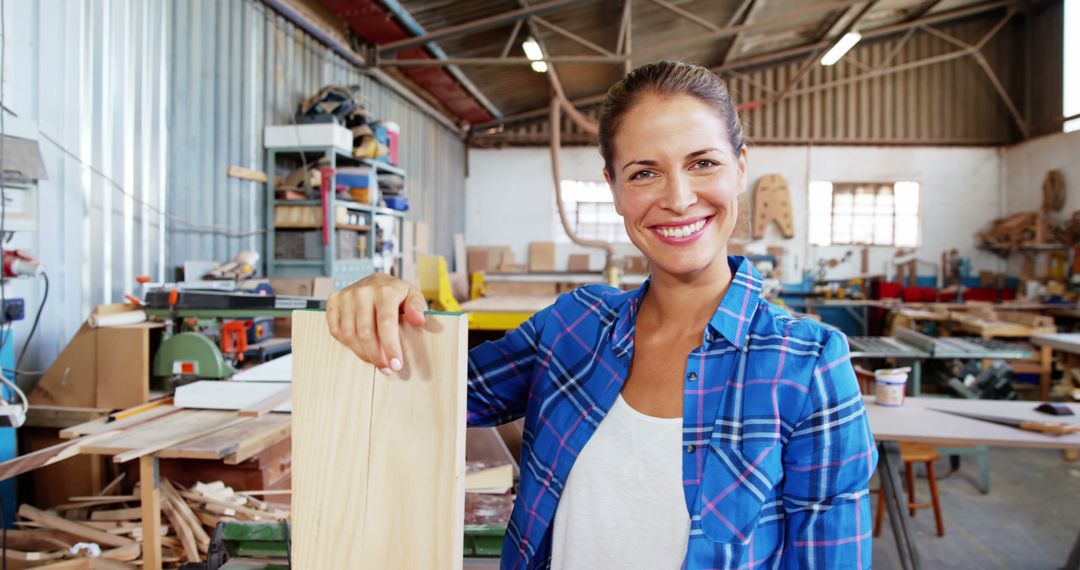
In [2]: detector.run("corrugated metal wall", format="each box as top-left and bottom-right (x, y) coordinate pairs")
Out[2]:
(474, 14), (1044, 146)
(7, 0), (465, 373)
(168, 0), (466, 271)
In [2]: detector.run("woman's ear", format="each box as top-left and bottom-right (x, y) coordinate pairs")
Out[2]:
(604, 168), (624, 216)
(736, 145), (748, 195)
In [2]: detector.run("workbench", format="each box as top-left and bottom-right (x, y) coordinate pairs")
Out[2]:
(865, 396), (1080, 570)
(848, 336), (931, 396)
(1031, 332), (1080, 400)
(459, 295), (557, 331)
(58, 406), (293, 570)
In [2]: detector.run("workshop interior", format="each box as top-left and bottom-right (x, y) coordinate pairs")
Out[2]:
(0, 0), (1079, 568)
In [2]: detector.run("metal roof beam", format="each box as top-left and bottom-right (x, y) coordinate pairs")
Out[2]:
(472, 0), (1019, 130)
(646, 0), (720, 32)
(533, 16), (615, 56)
(718, 0), (759, 66)
(376, 0), (591, 57)
(379, 55), (627, 66)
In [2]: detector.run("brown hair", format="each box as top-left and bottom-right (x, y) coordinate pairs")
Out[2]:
(598, 60), (745, 177)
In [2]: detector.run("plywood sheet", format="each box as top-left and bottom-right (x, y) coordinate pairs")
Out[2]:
(232, 356), (292, 382)
(291, 310), (467, 569)
(174, 381), (291, 412)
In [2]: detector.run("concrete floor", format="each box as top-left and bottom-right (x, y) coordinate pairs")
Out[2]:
(465, 447), (1080, 569)
(872, 447), (1080, 569)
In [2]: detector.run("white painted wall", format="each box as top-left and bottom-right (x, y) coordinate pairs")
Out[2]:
(466, 145), (1007, 282)
(1003, 130), (1080, 212)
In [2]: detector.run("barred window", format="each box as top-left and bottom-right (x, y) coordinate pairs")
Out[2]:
(808, 181), (920, 247)
(556, 180), (630, 244)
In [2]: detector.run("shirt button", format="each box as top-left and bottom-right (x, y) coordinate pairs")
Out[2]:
(687, 444), (696, 453)
(687, 371), (698, 382)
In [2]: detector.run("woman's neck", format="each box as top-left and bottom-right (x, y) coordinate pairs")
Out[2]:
(638, 254), (735, 332)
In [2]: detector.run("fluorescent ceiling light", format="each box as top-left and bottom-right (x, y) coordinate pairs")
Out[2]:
(522, 38), (548, 73)
(820, 32), (862, 66)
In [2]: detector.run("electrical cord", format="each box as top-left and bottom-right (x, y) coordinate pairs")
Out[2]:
(15, 272), (47, 374)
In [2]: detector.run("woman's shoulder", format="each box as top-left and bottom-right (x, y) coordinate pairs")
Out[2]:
(752, 299), (847, 355)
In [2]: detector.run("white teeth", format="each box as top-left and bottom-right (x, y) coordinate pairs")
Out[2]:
(657, 219), (706, 238)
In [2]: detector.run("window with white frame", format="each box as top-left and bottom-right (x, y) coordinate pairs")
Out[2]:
(1066, 0), (1079, 132)
(556, 180), (631, 243)
(808, 181), (920, 247)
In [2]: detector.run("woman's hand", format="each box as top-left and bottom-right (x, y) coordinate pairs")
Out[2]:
(326, 273), (428, 374)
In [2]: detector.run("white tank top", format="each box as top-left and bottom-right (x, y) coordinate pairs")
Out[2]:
(551, 394), (690, 570)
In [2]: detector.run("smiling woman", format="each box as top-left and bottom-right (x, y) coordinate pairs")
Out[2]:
(327, 60), (877, 570)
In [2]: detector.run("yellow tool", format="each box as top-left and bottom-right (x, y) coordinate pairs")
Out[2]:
(418, 255), (537, 331)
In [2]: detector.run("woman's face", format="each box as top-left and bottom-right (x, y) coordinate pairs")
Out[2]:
(604, 92), (747, 280)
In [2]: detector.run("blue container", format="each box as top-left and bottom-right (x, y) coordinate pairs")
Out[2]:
(335, 166), (373, 189)
(383, 195), (409, 211)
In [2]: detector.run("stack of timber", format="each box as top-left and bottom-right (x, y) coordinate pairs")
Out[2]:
(6, 477), (287, 568)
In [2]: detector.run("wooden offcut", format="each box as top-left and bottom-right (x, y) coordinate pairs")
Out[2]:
(752, 174), (795, 239)
(528, 242), (556, 272)
(291, 310), (467, 569)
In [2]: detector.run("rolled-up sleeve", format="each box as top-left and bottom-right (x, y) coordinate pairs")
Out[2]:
(781, 331), (878, 568)
(465, 305), (551, 427)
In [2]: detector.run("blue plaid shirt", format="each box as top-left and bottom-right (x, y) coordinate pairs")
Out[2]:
(467, 256), (877, 569)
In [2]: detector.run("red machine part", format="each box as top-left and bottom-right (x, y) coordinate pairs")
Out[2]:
(221, 321), (252, 363)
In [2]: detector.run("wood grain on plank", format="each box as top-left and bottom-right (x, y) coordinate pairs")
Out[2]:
(291, 310), (467, 569)
(238, 386), (292, 417)
(163, 413), (289, 460)
(223, 414), (292, 465)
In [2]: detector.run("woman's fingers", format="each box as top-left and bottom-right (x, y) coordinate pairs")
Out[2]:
(403, 287), (428, 328)
(324, 274), (429, 373)
(375, 287), (405, 373)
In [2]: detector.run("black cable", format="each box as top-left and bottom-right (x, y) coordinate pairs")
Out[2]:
(15, 273), (46, 374)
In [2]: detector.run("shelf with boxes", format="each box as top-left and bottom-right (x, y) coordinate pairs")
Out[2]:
(264, 122), (408, 289)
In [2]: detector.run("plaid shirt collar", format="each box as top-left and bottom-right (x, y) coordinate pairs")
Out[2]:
(611, 256), (764, 356)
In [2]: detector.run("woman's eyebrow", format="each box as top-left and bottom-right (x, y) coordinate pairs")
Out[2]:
(686, 148), (720, 159)
(620, 159), (658, 172)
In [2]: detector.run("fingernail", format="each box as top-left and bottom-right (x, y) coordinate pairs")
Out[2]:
(380, 368), (392, 376)
(390, 358), (402, 371)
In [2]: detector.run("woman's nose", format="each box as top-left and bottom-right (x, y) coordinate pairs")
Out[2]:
(660, 173), (697, 214)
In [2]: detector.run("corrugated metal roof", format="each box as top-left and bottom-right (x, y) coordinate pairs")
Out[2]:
(318, 0), (1050, 145)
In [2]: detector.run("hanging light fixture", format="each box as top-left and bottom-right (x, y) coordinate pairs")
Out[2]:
(522, 38), (548, 73)
(820, 32), (862, 66)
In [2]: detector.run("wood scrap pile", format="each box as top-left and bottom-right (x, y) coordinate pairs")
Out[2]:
(6, 476), (288, 568)
(975, 211), (1069, 254)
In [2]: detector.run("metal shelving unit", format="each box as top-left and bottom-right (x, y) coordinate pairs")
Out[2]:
(265, 145), (407, 289)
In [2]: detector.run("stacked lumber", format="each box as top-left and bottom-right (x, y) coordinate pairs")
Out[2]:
(977, 211), (1071, 254)
(7, 477), (288, 568)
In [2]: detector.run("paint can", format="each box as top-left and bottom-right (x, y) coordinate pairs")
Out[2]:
(874, 367), (910, 407)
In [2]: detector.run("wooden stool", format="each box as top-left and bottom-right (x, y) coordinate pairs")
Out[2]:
(874, 441), (945, 537)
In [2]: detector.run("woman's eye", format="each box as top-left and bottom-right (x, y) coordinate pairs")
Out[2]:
(691, 159), (718, 169)
(629, 170), (656, 180)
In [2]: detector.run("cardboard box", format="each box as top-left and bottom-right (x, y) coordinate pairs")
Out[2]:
(567, 254), (591, 272)
(269, 277), (336, 299)
(529, 242), (556, 272)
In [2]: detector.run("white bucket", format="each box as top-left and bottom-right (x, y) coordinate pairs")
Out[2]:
(874, 367), (910, 407)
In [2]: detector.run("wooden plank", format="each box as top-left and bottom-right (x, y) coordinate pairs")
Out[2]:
(222, 414), (292, 465)
(25, 406), (110, 429)
(78, 410), (242, 460)
(238, 386), (292, 417)
(91, 507), (142, 522)
(291, 310), (467, 569)
(0, 431), (120, 482)
(95, 326), (151, 409)
(161, 480), (210, 552)
(17, 505), (134, 548)
(139, 456), (163, 570)
(60, 405), (179, 440)
(113, 416), (251, 464)
(163, 413), (289, 460)
(227, 165), (269, 184)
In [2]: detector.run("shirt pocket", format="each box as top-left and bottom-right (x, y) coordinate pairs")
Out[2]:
(695, 441), (783, 545)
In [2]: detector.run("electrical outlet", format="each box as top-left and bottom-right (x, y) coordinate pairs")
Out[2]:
(0, 298), (24, 324)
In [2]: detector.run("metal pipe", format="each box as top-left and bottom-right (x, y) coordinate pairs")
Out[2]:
(258, 0), (463, 134)
(378, 0), (591, 56)
(378, 0), (503, 120)
(548, 98), (614, 267)
(379, 56), (628, 66)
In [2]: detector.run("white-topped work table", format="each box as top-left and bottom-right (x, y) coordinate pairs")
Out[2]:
(1031, 333), (1080, 400)
(866, 396), (1080, 570)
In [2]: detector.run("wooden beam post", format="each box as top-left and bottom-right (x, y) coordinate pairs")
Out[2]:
(139, 456), (163, 570)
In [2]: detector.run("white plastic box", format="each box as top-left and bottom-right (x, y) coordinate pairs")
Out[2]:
(264, 123), (353, 153)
